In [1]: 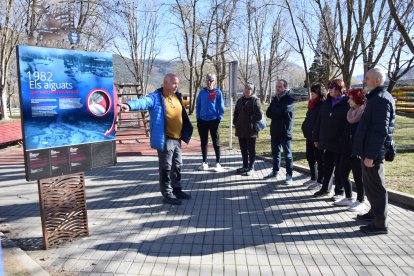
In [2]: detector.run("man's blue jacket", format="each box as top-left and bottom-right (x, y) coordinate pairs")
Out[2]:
(125, 88), (193, 151)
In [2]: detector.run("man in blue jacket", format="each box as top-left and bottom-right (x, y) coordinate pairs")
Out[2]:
(353, 67), (395, 234)
(119, 74), (193, 205)
(265, 79), (295, 185)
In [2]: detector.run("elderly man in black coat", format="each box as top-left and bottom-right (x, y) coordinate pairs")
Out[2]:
(353, 67), (396, 235)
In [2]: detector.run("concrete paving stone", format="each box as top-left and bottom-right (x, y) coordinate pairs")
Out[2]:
(278, 254), (293, 266)
(294, 265), (310, 276)
(104, 260), (122, 273)
(400, 265), (414, 275)
(150, 263), (167, 276)
(389, 254), (409, 266)
(127, 262), (144, 274)
(91, 260), (109, 273)
(139, 262), (155, 275)
(388, 265), (410, 275)
(352, 265), (372, 275)
(365, 265), (386, 275)
(235, 264), (249, 276)
(371, 266), (395, 276)
(198, 264), (212, 276)
(2, 149), (414, 275)
(283, 265), (298, 276)
(322, 254), (340, 266)
(116, 261), (133, 274)
(174, 264), (189, 275)
(333, 254), (351, 266)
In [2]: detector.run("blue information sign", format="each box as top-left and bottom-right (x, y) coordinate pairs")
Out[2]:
(17, 45), (117, 180)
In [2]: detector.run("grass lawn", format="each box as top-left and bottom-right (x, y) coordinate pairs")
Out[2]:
(0, 115), (20, 124)
(188, 100), (414, 195)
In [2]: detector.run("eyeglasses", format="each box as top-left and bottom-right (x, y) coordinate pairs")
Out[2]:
(167, 96), (175, 108)
(206, 79), (215, 82)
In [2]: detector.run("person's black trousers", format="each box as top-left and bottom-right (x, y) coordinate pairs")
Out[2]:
(238, 137), (256, 169)
(305, 139), (324, 183)
(321, 150), (344, 195)
(362, 159), (388, 228)
(197, 119), (221, 163)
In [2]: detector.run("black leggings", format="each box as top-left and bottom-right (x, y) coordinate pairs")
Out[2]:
(306, 139), (324, 183)
(197, 119), (221, 163)
(321, 150), (348, 196)
(341, 155), (365, 202)
(238, 137), (256, 169)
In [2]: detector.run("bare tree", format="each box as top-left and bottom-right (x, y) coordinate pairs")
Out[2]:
(0, 0), (24, 120)
(360, 0), (397, 74)
(250, 4), (289, 102)
(173, 0), (219, 114)
(314, 0), (374, 88)
(388, 0), (414, 54)
(284, 0), (311, 95)
(387, 1), (414, 91)
(113, 1), (159, 93)
(387, 36), (414, 91)
(207, 0), (238, 91)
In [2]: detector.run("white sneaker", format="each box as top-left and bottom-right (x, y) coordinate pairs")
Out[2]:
(214, 163), (224, 172)
(198, 162), (209, 171)
(334, 197), (353, 206)
(284, 175), (293, 185)
(308, 182), (322, 190)
(242, 168), (255, 176)
(332, 194), (344, 201)
(302, 179), (315, 186)
(348, 200), (365, 212)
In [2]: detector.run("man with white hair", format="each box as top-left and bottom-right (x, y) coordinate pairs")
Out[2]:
(353, 67), (395, 235)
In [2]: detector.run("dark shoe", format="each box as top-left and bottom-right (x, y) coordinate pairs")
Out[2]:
(242, 168), (255, 176)
(360, 224), (388, 235)
(356, 212), (375, 221)
(173, 189), (191, 199)
(264, 171), (278, 179)
(313, 189), (330, 197)
(162, 196), (182, 205)
(236, 167), (249, 174)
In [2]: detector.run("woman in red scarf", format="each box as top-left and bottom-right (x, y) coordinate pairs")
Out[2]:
(301, 83), (327, 189)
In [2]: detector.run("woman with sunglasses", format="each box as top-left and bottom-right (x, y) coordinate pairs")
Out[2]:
(196, 73), (225, 172)
(313, 79), (351, 205)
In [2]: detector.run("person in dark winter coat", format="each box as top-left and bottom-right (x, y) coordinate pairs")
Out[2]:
(233, 82), (263, 176)
(265, 79), (295, 185)
(353, 67), (396, 235)
(313, 79), (351, 201)
(301, 83), (327, 190)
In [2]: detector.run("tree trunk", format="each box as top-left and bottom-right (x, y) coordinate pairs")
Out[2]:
(387, 78), (397, 93)
(1, 84), (10, 120)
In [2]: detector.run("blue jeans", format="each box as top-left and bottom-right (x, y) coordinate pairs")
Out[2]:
(271, 136), (293, 176)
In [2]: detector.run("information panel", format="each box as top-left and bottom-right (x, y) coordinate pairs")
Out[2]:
(17, 45), (117, 181)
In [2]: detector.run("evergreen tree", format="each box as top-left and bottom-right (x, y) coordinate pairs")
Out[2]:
(306, 3), (334, 88)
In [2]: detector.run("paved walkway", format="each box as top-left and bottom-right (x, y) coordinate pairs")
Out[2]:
(1, 145), (414, 275)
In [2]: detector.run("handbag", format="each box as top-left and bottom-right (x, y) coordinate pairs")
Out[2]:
(252, 98), (266, 132)
(384, 139), (396, 162)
